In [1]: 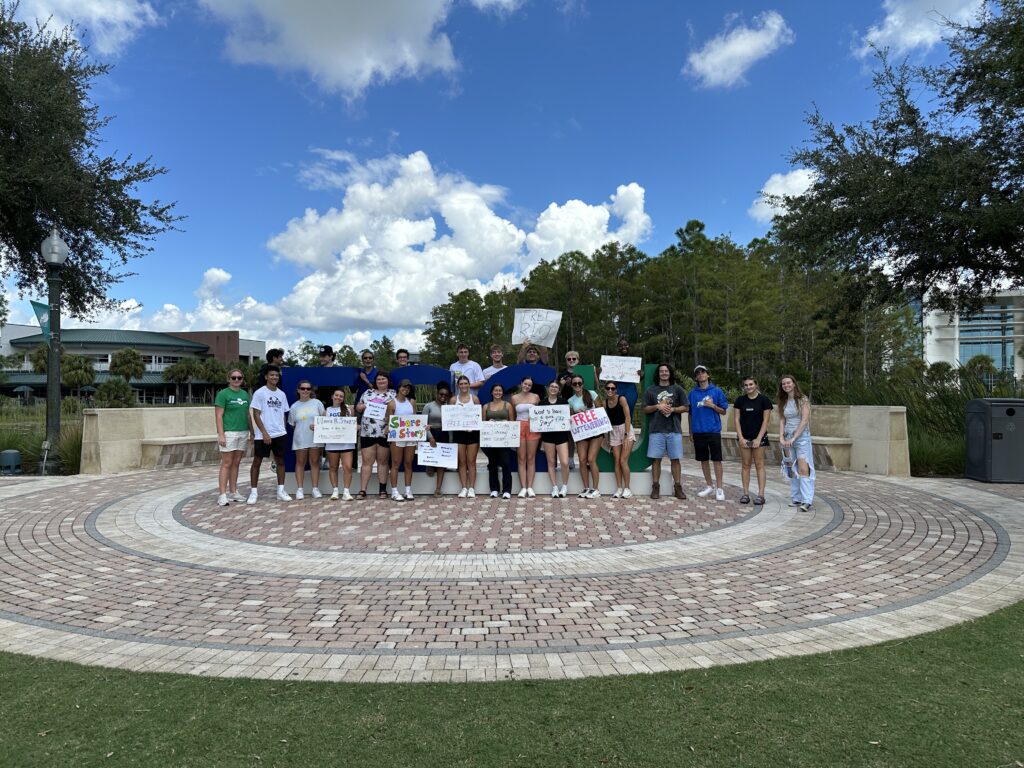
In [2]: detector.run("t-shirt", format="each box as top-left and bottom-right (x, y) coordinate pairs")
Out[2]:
(421, 400), (446, 429)
(289, 398), (325, 450)
(449, 360), (484, 395)
(643, 383), (687, 434)
(354, 366), (378, 405)
(688, 384), (729, 434)
(568, 390), (599, 413)
(734, 393), (773, 440)
(482, 364), (506, 380)
(215, 387), (250, 432)
(250, 386), (290, 439)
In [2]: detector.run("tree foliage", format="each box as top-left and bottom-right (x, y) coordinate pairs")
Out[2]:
(0, 2), (179, 320)
(772, 0), (1024, 314)
(95, 377), (134, 408)
(61, 353), (95, 392)
(109, 348), (144, 381)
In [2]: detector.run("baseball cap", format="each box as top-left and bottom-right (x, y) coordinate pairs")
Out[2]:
(319, 345), (334, 356)
(693, 364), (709, 375)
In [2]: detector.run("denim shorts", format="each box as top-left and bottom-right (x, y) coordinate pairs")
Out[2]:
(647, 431), (683, 460)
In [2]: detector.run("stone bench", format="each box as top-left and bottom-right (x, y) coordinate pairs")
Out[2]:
(140, 436), (251, 470)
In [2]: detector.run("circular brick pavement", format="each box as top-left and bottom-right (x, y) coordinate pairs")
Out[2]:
(0, 468), (1022, 683)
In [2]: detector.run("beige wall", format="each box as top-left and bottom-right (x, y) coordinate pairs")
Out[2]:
(81, 407), (215, 474)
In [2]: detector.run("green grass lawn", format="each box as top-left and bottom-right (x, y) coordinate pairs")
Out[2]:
(2, 601), (1022, 768)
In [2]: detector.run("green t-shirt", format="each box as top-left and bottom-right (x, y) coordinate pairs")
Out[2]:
(215, 387), (251, 432)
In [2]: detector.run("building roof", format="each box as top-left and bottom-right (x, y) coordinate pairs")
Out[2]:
(10, 329), (209, 351)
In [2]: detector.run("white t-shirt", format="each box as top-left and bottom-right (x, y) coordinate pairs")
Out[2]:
(450, 360), (484, 395)
(288, 398), (325, 450)
(482, 364), (506, 380)
(250, 386), (290, 439)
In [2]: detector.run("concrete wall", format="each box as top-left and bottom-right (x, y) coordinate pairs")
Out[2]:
(81, 407), (216, 474)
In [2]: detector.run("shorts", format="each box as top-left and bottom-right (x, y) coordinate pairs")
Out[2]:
(647, 432), (683, 460)
(429, 427), (450, 444)
(253, 434), (288, 458)
(219, 430), (249, 452)
(541, 431), (570, 446)
(738, 434), (770, 449)
(360, 436), (389, 449)
(326, 447), (355, 454)
(605, 424), (636, 448)
(519, 420), (541, 441)
(692, 432), (723, 462)
(451, 430), (480, 446)
(391, 440), (419, 449)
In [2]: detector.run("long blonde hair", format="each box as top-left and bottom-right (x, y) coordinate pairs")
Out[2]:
(776, 375), (808, 416)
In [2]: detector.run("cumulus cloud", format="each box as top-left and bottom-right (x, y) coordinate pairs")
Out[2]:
(858, 0), (982, 57)
(198, 0), (523, 98)
(685, 10), (795, 88)
(748, 168), (816, 224)
(17, 0), (159, 55)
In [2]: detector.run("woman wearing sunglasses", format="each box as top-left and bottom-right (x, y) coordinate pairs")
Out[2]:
(288, 379), (326, 499)
(601, 381), (636, 498)
(568, 376), (602, 498)
(214, 369), (252, 506)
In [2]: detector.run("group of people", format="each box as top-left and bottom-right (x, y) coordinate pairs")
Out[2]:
(213, 342), (816, 511)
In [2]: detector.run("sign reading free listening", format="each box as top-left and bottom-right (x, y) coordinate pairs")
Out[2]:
(569, 407), (612, 441)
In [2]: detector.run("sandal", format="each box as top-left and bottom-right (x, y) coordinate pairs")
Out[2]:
(378, 489), (388, 499)
(356, 490), (367, 500)
(754, 495), (766, 505)
(739, 494), (750, 504)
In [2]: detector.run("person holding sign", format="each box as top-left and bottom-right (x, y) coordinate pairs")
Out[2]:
(569, 376), (602, 498)
(356, 372), (394, 499)
(482, 382), (515, 498)
(540, 380), (571, 497)
(288, 379), (326, 499)
(601, 381), (637, 499)
(643, 363), (689, 500)
(516, 341), (549, 365)
(421, 381), (452, 496)
(512, 376), (542, 497)
(324, 388), (355, 501)
(449, 375), (480, 498)
(385, 379), (419, 502)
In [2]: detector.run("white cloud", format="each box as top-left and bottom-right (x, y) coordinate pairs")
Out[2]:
(748, 168), (816, 224)
(17, 0), (159, 55)
(858, 0), (982, 57)
(685, 11), (795, 88)
(198, 0), (523, 98)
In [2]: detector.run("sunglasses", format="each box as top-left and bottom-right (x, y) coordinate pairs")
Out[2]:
(572, 381), (583, 386)
(229, 375), (243, 380)
(298, 386), (312, 391)
(605, 386), (616, 391)
(566, 357), (579, 362)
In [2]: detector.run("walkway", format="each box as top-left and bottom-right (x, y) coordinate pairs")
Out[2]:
(0, 467), (1021, 683)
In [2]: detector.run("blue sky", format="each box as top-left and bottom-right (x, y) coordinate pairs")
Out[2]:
(5, 0), (983, 352)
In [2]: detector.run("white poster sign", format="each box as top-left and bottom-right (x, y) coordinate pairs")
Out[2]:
(511, 308), (562, 348)
(600, 355), (642, 383)
(314, 416), (357, 444)
(417, 442), (459, 469)
(569, 407), (613, 441)
(480, 420), (521, 448)
(442, 404), (482, 432)
(362, 399), (388, 422)
(529, 404), (571, 432)
(387, 414), (428, 442)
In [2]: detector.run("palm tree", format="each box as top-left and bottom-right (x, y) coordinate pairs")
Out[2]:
(162, 358), (204, 403)
(109, 348), (145, 382)
(62, 354), (96, 396)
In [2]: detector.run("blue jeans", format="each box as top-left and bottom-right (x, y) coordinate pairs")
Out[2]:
(783, 429), (815, 504)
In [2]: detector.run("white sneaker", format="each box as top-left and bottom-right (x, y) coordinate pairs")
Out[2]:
(612, 488), (623, 499)
(276, 489), (292, 502)
(246, 489), (258, 505)
(342, 489), (353, 501)
(330, 488), (340, 500)
(589, 489), (601, 499)
(622, 488), (633, 499)
(697, 486), (715, 498)
(467, 488), (475, 498)
(490, 491), (499, 498)
(405, 488), (414, 500)
(392, 490), (405, 502)
(458, 487), (468, 498)
(518, 488), (528, 498)
(551, 487), (559, 498)
(526, 487), (536, 498)
(502, 492), (511, 500)
(799, 502), (811, 512)
(311, 488), (322, 499)
(217, 493), (229, 506)
(228, 492), (246, 502)
(715, 488), (726, 501)
(578, 488), (589, 498)
(559, 485), (568, 498)
(295, 488), (304, 500)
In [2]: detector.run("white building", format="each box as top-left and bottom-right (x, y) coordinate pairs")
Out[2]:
(923, 290), (1024, 379)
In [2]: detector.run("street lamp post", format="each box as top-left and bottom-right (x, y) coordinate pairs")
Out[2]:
(41, 228), (69, 472)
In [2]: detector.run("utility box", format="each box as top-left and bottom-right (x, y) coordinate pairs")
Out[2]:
(965, 398), (1024, 483)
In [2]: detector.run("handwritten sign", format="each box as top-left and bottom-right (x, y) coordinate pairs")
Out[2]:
(417, 442), (458, 469)
(530, 404), (571, 432)
(362, 399), (387, 422)
(387, 414), (427, 442)
(480, 420), (521, 448)
(512, 308), (562, 348)
(442, 404), (481, 432)
(314, 416), (357, 444)
(600, 355), (642, 384)
(569, 407), (612, 441)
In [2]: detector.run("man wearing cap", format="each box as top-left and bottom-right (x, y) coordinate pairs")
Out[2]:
(687, 365), (730, 501)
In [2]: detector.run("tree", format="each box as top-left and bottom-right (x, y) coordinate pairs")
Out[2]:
(62, 354), (95, 395)
(336, 345), (359, 367)
(30, 343), (61, 373)
(369, 336), (395, 366)
(0, 2), (179, 321)
(162, 358), (204, 402)
(109, 348), (144, 381)
(772, 0), (1024, 314)
(95, 378), (134, 408)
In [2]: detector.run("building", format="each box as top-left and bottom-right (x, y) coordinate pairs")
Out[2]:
(923, 290), (1024, 379)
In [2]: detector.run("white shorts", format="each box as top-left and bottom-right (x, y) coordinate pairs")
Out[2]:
(219, 431), (249, 452)
(392, 440), (419, 449)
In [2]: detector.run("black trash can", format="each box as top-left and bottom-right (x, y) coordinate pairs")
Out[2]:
(965, 398), (1024, 483)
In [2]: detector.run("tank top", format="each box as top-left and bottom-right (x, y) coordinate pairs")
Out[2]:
(393, 398), (414, 416)
(486, 403), (510, 421)
(605, 398), (625, 426)
(515, 401), (533, 421)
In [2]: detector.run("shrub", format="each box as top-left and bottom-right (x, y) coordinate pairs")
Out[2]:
(908, 427), (965, 477)
(95, 378), (135, 408)
(0, 426), (44, 473)
(55, 422), (82, 475)
(61, 397), (82, 416)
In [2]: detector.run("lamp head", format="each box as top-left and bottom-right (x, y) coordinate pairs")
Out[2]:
(41, 228), (69, 267)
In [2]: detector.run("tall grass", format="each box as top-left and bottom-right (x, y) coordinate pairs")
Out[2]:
(0, 426), (44, 474)
(55, 422), (82, 475)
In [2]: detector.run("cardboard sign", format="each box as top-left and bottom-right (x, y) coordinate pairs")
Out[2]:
(529, 404), (571, 432)
(511, 308), (562, 348)
(442, 404), (481, 432)
(600, 355), (642, 383)
(387, 414), (428, 442)
(480, 420), (521, 448)
(362, 399), (388, 421)
(417, 442), (458, 469)
(569, 407), (612, 441)
(314, 416), (357, 444)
